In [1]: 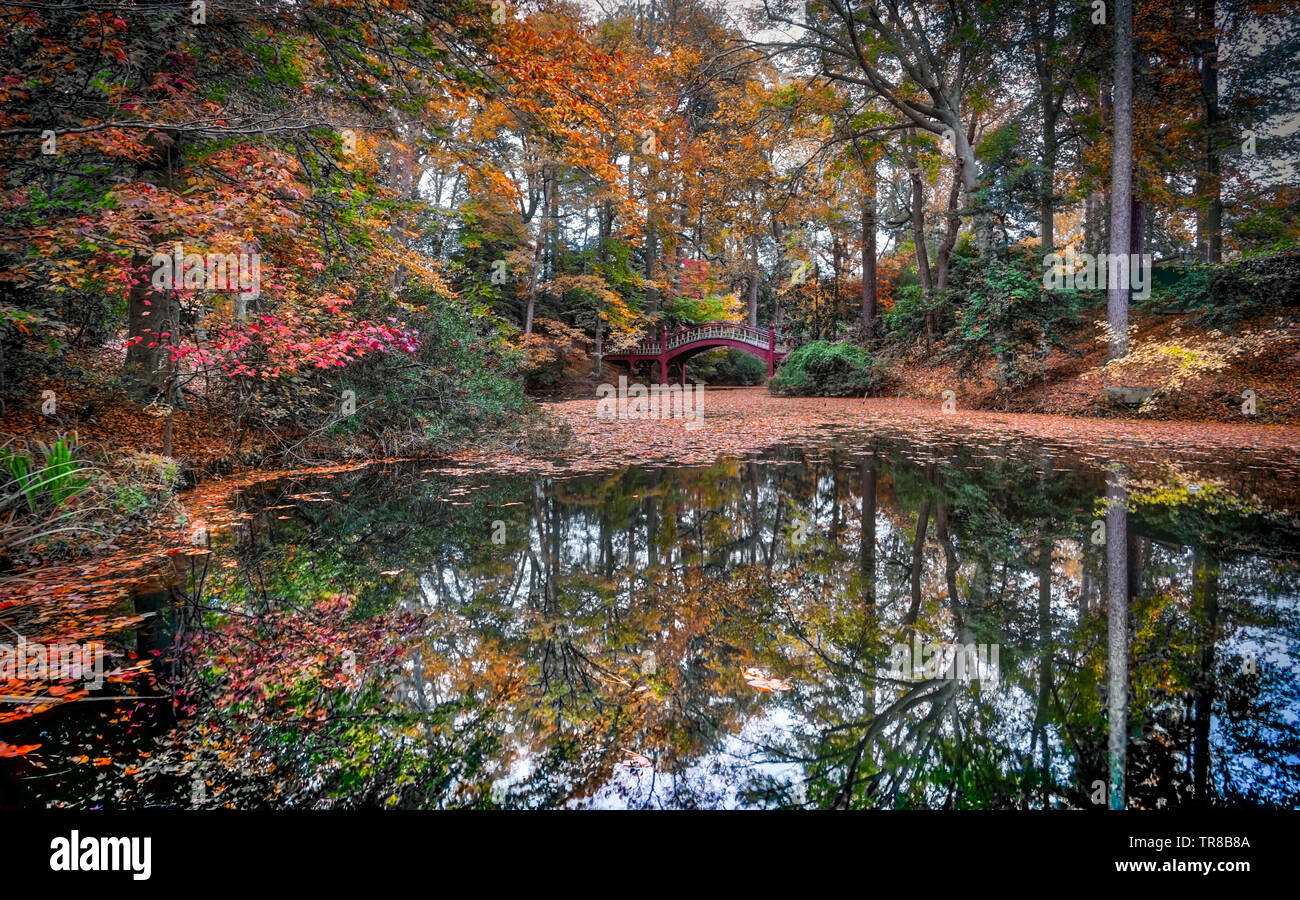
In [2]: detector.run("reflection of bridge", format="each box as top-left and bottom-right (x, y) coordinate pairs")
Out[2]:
(600, 322), (790, 382)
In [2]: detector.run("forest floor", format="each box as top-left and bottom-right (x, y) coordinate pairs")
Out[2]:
(4, 308), (1294, 478)
(559, 309), (1300, 424)
(504, 389), (1300, 506)
(884, 308), (1300, 423)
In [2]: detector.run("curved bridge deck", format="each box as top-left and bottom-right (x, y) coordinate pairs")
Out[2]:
(599, 322), (790, 380)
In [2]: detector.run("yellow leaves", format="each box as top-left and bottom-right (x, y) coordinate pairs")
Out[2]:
(550, 273), (641, 343)
(1093, 320), (1290, 412)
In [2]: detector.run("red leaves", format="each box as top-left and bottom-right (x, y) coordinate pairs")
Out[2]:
(169, 312), (420, 381)
(174, 590), (425, 732)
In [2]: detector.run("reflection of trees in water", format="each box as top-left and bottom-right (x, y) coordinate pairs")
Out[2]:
(158, 439), (1300, 808)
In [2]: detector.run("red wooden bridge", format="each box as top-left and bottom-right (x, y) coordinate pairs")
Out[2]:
(599, 322), (791, 382)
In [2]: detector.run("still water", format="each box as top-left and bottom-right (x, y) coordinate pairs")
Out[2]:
(6, 428), (1300, 809)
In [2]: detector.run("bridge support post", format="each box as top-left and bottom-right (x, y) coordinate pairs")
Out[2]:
(658, 325), (668, 385)
(767, 327), (776, 377)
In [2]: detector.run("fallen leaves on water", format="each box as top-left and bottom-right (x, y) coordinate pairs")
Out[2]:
(744, 668), (792, 692)
(619, 748), (652, 770)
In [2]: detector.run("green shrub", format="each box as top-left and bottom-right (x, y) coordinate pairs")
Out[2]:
(1203, 247), (1300, 326)
(769, 341), (883, 397)
(1147, 265), (1211, 310)
(957, 258), (1046, 349)
(883, 284), (929, 336)
(326, 288), (530, 442)
(687, 349), (768, 385)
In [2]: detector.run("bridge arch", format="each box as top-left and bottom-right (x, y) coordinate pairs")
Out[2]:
(599, 322), (790, 382)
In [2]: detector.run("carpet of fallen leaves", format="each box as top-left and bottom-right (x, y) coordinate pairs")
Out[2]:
(887, 310), (1300, 422)
(3, 380), (255, 472)
(425, 387), (1300, 479)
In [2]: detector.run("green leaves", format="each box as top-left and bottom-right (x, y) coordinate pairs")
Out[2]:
(1, 437), (92, 513)
(769, 340), (882, 397)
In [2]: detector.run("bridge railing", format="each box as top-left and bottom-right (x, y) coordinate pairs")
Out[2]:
(610, 322), (790, 357)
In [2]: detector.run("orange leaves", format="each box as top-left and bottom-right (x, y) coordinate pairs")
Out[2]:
(874, 254), (910, 312)
(619, 748), (652, 770)
(743, 668), (792, 693)
(0, 742), (41, 757)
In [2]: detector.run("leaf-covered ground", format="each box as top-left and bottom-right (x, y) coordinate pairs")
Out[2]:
(438, 387), (1300, 479)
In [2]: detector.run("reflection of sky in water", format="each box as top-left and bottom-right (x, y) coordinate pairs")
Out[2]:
(369, 442), (1300, 808)
(573, 708), (808, 810)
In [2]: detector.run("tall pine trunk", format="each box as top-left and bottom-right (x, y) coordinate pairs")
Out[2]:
(1107, 0), (1134, 360)
(1197, 0), (1222, 264)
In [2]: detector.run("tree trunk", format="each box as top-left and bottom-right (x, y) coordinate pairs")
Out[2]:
(645, 163), (658, 315)
(1197, 0), (1222, 264)
(1032, 0), (1060, 253)
(387, 129), (420, 293)
(1087, 86), (1110, 258)
(748, 232), (760, 328)
(859, 451), (877, 606)
(935, 172), (962, 291)
(907, 143), (934, 294)
(952, 128), (988, 257)
(547, 161), (560, 279)
(1130, 194), (1145, 259)
(1034, 533), (1053, 797)
(599, 197), (613, 262)
(524, 232), (542, 335)
(1084, 189), (1103, 257)
(673, 199), (687, 302)
(861, 191), (877, 336)
(125, 253), (171, 393)
(1191, 544), (1219, 805)
(1040, 113), (1057, 253)
(1107, 0), (1135, 360)
(905, 495), (932, 628)
(523, 165), (552, 335)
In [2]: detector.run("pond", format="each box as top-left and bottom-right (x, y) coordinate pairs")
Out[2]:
(4, 421), (1300, 809)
